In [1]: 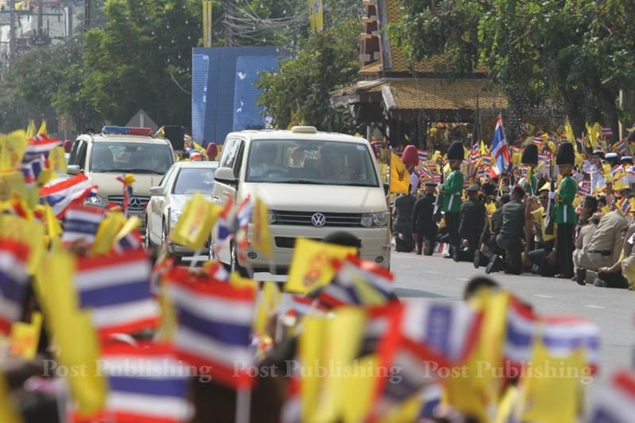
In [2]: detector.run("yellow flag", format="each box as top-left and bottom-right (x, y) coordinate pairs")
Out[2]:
(300, 315), (327, 421)
(0, 372), (22, 423)
(48, 146), (67, 173)
(44, 202), (62, 238)
(480, 140), (487, 155)
(34, 251), (107, 417)
(389, 152), (409, 194)
(0, 215), (44, 275)
(307, 0), (323, 32)
(25, 120), (36, 139)
(564, 118), (576, 145)
(285, 237), (357, 294)
(311, 307), (366, 422)
(520, 337), (586, 423)
(253, 281), (281, 336)
(91, 211), (126, 254)
(170, 192), (221, 249)
(37, 120), (47, 135)
(0, 130), (27, 170)
(0, 171), (27, 202)
(341, 354), (382, 423)
(252, 196), (273, 257)
(156, 279), (178, 343)
(9, 311), (42, 360)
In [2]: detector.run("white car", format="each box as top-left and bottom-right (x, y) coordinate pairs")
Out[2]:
(144, 161), (218, 258)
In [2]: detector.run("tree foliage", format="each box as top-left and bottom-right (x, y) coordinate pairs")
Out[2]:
(392, 0), (635, 139)
(255, 1), (362, 132)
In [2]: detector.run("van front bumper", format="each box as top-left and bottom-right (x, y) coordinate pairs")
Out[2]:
(240, 225), (391, 273)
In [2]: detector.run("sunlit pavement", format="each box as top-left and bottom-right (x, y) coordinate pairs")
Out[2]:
(183, 250), (634, 398)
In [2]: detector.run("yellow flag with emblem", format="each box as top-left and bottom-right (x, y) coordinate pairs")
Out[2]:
(9, 311), (42, 360)
(0, 171), (27, 201)
(389, 152), (409, 194)
(252, 195), (273, 257)
(170, 192), (221, 249)
(253, 281), (282, 336)
(0, 130), (27, 170)
(48, 146), (67, 173)
(285, 237), (358, 294)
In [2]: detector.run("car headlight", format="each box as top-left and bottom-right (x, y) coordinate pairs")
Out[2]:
(84, 194), (107, 208)
(249, 211), (276, 224)
(170, 209), (182, 226)
(361, 211), (389, 228)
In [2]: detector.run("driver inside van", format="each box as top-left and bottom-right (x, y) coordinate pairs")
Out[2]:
(318, 147), (357, 180)
(250, 144), (285, 177)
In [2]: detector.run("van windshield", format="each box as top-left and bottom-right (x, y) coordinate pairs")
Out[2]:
(245, 140), (379, 187)
(90, 142), (174, 174)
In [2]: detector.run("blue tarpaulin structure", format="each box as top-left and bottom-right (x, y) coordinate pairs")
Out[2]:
(191, 46), (281, 146)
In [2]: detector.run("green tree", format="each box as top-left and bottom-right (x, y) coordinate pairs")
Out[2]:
(83, 0), (202, 128)
(255, 13), (361, 132)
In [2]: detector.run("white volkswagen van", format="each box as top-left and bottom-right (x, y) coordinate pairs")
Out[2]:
(210, 126), (391, 274)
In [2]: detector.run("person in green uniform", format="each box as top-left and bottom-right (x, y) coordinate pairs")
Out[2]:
(519, 144), (538, 196)
(555, 142), (578, 278)
(442, 141), (465, 261)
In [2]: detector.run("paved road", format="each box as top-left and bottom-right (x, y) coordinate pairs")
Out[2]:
(243, 249), (634, 398)
(388, 250), (634, 397)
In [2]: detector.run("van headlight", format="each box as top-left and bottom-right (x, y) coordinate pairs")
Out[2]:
(361, 211), (389, 228)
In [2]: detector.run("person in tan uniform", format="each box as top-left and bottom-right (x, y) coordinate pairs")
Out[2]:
(573, 210), (601, 285)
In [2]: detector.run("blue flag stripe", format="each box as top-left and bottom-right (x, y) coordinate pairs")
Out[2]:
(108, 376), (189, 398)
(79, 280), (151, 308)
(177, 308), (252, 347)
(0, 271), (29, 304)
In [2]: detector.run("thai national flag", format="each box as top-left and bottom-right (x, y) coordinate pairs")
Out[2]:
(62, 204), (105, 247)
(0, 240), (30, 335)
(186, 148), (202, 160)
(491, 115), (510, 175)
(40, 173), (98, 218)
(318, 255), (395, 309)
(578, 181), (591, 197)
(20, 157), (47, 183)
(75, 249), (157, 339)
(420, 165), (433, 182)
(214, 196), (236, 253)
(113, 229), (143, 253)
(99, 343), (193, 423)
(166, 266), (256, 389)
(616, 140), (627, 155)
(481, 155), (492, 167)
(589, 370), (635, 423)
(541, 315), (600, 375)
(400, 300), (483, 365)
(601, 127), (613, 137)
(234, 196), (253, 230)
(22, 134), (62, 164)
(116, 174), (134, 212)
(504, 296), (538, 368)
(417, 149), (428, 161)
(532, 136), (544, 147)
(470, 143), (480, 163)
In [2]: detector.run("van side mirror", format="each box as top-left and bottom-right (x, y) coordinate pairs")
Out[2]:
(149, 186), (165, 196)
(214, 167), (237, 184)
(67, 165), (80, 175)
(384, 183), (389, 195)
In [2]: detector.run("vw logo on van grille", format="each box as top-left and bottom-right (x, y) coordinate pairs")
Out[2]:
(311, 213), (326, 227)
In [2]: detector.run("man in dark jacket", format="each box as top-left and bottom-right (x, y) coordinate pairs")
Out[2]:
(412, 181), (438, 255)
(458, 183), (486, 262)
(495, 186), (527, 275)
(394, 186), (416, 252)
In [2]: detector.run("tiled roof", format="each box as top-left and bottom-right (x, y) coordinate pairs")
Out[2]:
(359, 61), (382, 75)
(383, 79), (508, 111)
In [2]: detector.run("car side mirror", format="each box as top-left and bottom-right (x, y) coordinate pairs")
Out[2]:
(67, 164), (80, 175)
(149, 186), (165, 196)
(214, 167), (237, 184)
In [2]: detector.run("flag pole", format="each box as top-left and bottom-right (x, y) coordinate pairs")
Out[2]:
(235, 389), (251, 423)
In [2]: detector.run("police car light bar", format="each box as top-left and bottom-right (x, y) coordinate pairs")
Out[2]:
(101, 126), (154, 136)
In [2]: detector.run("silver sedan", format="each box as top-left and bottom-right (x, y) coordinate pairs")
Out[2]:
(144, 161), (218, 258)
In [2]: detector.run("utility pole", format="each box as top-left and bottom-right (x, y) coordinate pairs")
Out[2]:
(224, 0), (233, 46)
(68, 3), (73, 40)
(37, 0), (43, 37)
(9, 0), (15, 66)
(84, 0), (91, 32)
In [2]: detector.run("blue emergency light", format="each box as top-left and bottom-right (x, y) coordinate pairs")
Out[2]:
(101, 126), (154, 136)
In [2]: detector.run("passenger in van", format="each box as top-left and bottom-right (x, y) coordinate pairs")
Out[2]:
(318, 147), (356, 180)
(289, 147), (305, 168)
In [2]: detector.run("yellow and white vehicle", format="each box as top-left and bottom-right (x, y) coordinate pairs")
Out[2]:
(67, 126), (176, 225)
(210, 125), (391, 274)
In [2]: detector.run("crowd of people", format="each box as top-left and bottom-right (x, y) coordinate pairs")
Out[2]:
(392, 138), (635, 290)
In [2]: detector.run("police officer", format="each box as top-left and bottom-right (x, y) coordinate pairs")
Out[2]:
(412, 181), (438, 255)
(459, 183), (486, 262)
(442, 141), (465, 261)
